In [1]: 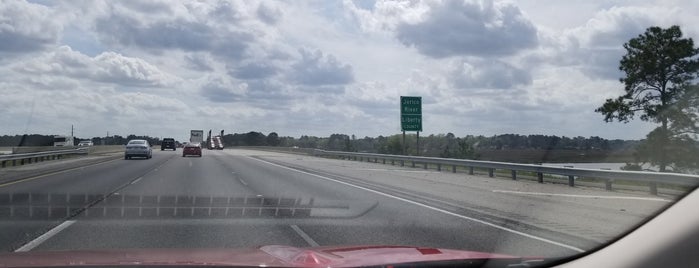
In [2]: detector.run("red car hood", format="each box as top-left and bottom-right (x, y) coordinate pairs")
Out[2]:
(0, 245), (526, 267)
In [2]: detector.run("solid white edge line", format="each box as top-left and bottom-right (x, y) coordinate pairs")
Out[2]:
(249, 157), (585, 253)
(492, 190), (671, 202)
(131, 177), (143, 184)
(15, 220), (77, 252)
(290, 224), (320, 247)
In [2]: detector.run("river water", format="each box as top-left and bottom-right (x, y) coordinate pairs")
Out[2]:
(541, 162), (647, 171)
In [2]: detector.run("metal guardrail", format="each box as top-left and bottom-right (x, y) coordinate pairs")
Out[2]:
(0, 148), (88, 168)
(313, 149), (699, 195)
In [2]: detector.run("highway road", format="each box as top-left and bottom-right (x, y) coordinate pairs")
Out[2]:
(0, 149), (674, 259)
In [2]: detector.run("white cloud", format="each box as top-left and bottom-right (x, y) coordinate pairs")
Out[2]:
(199, 74), (249, 103)
(449, 58), (532, 89)
(12, 46), (178, 87)
(0, 0), (60, 55)
(346, 0), (538, 57)
(288, 48), (354, 86)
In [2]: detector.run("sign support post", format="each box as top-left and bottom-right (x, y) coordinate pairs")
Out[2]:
(402, 131), (406, 155)
(416, 131), (419, 156)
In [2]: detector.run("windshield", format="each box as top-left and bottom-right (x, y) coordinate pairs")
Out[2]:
(0, 1), (698, 268)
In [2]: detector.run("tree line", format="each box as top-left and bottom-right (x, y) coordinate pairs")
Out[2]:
(0, 134), (162, 147)
(220, 131), (639, 156)
(0, 132), (639, 152)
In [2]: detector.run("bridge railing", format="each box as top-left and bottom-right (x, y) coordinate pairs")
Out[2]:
(0, 148), (88, 168)
(312, 149), (699, 195)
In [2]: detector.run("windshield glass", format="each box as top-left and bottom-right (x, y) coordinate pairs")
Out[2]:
(0, 1), (697, 267)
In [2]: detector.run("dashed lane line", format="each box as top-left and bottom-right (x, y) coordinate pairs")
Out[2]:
(15, 220), (77, 252)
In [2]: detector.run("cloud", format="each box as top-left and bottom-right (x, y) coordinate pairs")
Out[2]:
(346, 0), (538, 58)
(199, 74), (248, 103)
(229, 62), (279, 80)
(13, 46), (177, 87)
(257, 3), (282, 25)
(184, 53), (215, 71)
(449, 58), (532, 89)
(288, 48), (354, 86)
(531, 6), (683, 80)
(91, 1), (259, 60)
(0, 0), (60, 55)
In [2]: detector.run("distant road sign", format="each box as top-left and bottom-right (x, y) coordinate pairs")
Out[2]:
(401, 114), (422, 131)
(401, 96), (422, 131)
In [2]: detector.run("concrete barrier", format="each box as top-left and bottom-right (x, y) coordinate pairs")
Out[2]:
(11, 146), (78, 154)
(7, 145), (126, 155)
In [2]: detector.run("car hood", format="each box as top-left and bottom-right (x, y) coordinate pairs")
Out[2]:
(0, 245), (529, 267)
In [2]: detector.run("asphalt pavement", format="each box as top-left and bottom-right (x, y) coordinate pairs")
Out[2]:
(0, 149), (676, 259)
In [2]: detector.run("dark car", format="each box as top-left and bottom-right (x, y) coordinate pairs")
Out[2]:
(161, 138), (176, 151)
(182, 142), (202, 157)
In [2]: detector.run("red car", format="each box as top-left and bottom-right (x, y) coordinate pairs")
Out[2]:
(182, 143), (202, 157)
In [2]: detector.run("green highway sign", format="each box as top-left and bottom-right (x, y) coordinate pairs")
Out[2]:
(401, 96), (422, 114)
(401, 114), (422, 131)
(401, 96), (422, 131)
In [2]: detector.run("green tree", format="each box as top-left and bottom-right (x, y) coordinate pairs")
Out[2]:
(595, 25), (699, 172)
(266, 132), (280, 146)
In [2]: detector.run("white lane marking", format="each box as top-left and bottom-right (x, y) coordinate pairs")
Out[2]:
(249, 157), (585, 253)
(358, 168), (438, 173)
(238, 178), (249, 186)
(15, 220), (77, 252)
(131, 177), (143, 184)
(188, 160), (193, 168)
(492, 190), (671, 202)
(290, 225), (319, 247)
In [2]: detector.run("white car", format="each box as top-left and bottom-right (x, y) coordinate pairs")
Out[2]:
(124, 139), (152, 160)
(77, 140), (93, 146)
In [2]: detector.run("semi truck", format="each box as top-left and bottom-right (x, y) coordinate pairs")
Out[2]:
(190, 130), (204, 146)
(53, 135), (74, 147)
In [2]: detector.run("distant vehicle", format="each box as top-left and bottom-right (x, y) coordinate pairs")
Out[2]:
(53, 135), (74, 147)
(214, 136), (223, 150)
(182, 142), (202, 157)
(161, 138), (176, 151)
(77, 140), (93, 147)
(190, 130), (204, 145)
(209, 135), (224, 150)
(124, 139), (152, 160)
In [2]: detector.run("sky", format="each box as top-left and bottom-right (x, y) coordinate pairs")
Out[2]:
(1, 0), (697, 141)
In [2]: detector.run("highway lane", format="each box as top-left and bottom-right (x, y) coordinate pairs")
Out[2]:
(0, 151), (177, 251)
(0, 148), (671, 259)
(247, 150), (671, 243)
